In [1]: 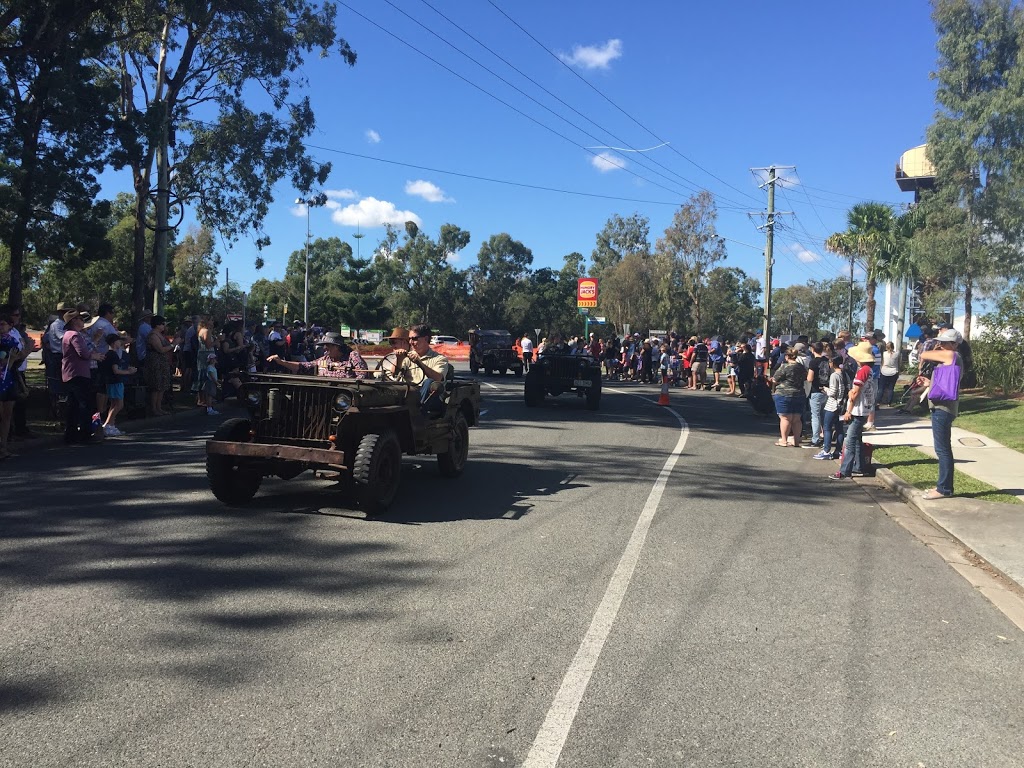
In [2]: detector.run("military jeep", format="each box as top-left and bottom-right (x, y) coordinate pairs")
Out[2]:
(468, 329), (523, 376)
(524, 349), (602, 410)
(205, 371), (481, 514)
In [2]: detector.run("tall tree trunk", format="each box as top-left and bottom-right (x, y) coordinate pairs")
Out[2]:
(962, 273), (972, 341)
(865, 277), (877, 332)
(6, 110), (42, 308)
(132, 169), (150, 322)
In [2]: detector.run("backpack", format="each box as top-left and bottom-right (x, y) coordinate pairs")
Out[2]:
(842, 354), (859, 380)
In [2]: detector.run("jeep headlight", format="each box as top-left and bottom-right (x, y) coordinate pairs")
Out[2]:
(246, 391), (262, 407)
(333, 392), (351, 411)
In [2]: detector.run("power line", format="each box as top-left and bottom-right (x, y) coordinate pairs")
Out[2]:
(413, 0), (754, 211)
(339, 1), (711, 205)
(486, 0), (765, 208)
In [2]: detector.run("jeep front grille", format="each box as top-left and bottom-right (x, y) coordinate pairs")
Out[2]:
(544, 356), (588, 379)
(252, 382), (335, 444)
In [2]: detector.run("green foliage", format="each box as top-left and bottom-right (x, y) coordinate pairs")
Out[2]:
(333, 253), (389, 333)
(971, 282), (1024, 393)
(468, 232), (533, 329)
(654, 191), (727, 334)
(772, 278), (866, 338)
(701, 267), (762, 339)
(590, 213), (650, 274)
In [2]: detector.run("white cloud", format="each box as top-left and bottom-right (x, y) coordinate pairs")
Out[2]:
(366, 129), (381, 144)
(323, 188), (358, 210)
(789, 242), (820, 263)
(590, 151), (626, 173)
(331, 197), (421, 228)
(405, 179), (453, 203)
(559, 39), (622, 70)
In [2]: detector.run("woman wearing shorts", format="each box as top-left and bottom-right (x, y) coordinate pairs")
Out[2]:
(770, 346), (808, 447)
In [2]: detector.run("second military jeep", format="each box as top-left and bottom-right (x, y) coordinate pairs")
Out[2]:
(205, 371), (481, 514)
(468, 329), (523, 376)
(524, 349), (602, 410)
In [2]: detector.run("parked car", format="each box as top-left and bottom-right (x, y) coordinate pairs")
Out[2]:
(430, 335), (461, 346)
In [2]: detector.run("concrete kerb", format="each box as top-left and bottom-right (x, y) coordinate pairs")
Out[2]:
(870, 467), (1024, 585)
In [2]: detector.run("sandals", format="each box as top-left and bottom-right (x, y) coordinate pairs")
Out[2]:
(774, 440), (791, 447)
(922, 489), (952, 500)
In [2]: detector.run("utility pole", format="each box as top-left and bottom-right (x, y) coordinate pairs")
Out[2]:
(848, 253), (855, 334)
(749, 166), (793, 342)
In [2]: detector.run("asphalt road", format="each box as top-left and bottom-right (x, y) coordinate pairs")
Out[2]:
(2, 369), (1023, 767)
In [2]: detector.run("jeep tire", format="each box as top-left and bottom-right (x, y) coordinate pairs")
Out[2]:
(585, 377), (602, 411)
(524, 370), (545, 407)
(437, 412), (470, 477)
(207, 418), (262, 505)
(353, 430), (402, 515)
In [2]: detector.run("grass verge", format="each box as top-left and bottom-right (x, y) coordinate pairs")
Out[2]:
(955, 393), (1024, 453)
(872, 445), (1022, 505)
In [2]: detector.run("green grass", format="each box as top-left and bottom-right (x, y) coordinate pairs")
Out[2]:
(872, 445), (1022, 505)
(954, 393), (1024, 453)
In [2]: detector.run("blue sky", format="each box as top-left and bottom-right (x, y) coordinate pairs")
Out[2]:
(108, 0), (941, 295)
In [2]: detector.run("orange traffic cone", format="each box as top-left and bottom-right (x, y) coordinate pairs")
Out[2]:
(657, 375), (671, 406)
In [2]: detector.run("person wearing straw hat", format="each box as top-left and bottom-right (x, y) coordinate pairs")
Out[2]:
(267, 332), (367, 379)
(829, 341), (877, 481)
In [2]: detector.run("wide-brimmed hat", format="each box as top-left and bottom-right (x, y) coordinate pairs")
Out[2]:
(316, 331), (347, 347)
(140, 309), (154, 320)
(56, 301), (70, 311)
(386, 327), (410, 341)
(63, 310), (90, 324)
(848, 341), (875, 364)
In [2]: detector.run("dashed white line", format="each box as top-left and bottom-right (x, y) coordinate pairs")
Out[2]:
(522, 393), (688, 767)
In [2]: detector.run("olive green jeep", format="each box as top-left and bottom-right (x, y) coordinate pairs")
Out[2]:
(205, 371), (481, 514)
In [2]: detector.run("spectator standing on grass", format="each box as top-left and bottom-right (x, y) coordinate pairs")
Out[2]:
(101, 333), (136, 436)
(830, 341), (877, 481)
(919, 329), (964, 500)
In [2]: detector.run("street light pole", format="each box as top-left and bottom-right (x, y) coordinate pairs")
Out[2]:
(295, 193), (327, 326)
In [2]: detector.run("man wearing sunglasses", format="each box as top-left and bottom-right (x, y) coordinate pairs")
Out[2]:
(392, 324), (450, 416)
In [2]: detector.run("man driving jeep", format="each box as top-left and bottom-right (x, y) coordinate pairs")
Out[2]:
(392, 324), (450, 416)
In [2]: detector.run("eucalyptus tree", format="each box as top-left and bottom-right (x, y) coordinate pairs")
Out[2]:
(0, 1), (120, 306)
(108, 0), (357, 320)
(590, 213), (650, 275)
(654, 191), (727, 335)
(467, 232), (533, 329)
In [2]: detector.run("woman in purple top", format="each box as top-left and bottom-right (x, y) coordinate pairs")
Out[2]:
(267, 332), (368, 379)
(62, 309), (105, 443)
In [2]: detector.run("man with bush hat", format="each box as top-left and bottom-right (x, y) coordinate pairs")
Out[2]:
(267, 331), (367, 378)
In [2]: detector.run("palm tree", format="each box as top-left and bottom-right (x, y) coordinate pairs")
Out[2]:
(825, 202), (894, 333)
(874, 208), (922, 349)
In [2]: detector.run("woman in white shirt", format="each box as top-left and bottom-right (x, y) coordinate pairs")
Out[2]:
(878, 342), (900, 405)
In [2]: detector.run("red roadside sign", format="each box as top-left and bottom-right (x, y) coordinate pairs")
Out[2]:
(577, 277), (598, 308)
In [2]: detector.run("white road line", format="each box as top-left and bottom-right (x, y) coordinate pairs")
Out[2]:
(483, 381), (500, 390)
(523, 393), (689, 767)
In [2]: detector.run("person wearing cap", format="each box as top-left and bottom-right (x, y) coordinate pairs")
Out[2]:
(919, 329), (963, 499)
(267, 331), (367, 379)
(378, 326), (411, 381)
(62, 309), (105, 443)
(830, 341), (877, 480)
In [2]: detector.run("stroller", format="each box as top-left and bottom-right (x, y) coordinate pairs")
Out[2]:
(745, 373), (775, 416)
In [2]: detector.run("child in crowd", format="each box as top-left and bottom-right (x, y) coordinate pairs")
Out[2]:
(659, 343), (670, 382)
(203, 353), (220, 415)
(102, 333), (136, 437)
(815, 355), (849, 460)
